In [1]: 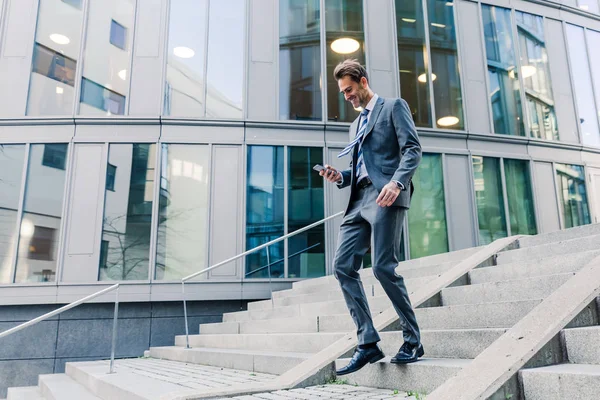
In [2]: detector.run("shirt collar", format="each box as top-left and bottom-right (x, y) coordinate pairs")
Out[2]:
(364, 93), (379, 113)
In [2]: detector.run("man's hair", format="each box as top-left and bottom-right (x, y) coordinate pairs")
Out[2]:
(333, 59), (368, 83)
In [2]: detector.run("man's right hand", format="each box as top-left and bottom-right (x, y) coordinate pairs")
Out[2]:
(320, 164), (342, 183)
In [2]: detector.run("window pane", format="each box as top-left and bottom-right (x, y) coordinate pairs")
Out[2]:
(504, 159), (537, 235)
(79, 0), (135, 116)
(577, 0), (600, 13)
(205, 0), (245, 118)
(15, 144), (69, 283)
(27, 0), (84, 116)
(279, 0), (322, 121)
(155, 144), (210, 280)
(0, 146), (26, 283)
(428, 0), (464, 130)
(566, 25), (600, 147)
(99, 144), (156, 281)
(556, 164), (591, 228)
(472, 156), (507, 245)
(408, 154), (448, 258)
(246, 146), (285, 278)
(288, 147), (325, 278)
(588, 30), (600, 145)
(395, 0), (431, 127)
(42, 143), (68, 170)
(325, 0), (365, 122)
(516, 12), (558, 141)
(482, 6), (525, 136)
(164, 0), (208, 117)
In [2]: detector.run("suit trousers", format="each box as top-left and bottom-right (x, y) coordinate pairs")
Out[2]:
(333, 184), (421, 346)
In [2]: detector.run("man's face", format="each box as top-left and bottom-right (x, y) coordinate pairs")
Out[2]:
(338, 76), (369, 109)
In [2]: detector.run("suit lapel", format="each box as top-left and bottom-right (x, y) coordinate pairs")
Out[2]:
(363, 97), (384, 140)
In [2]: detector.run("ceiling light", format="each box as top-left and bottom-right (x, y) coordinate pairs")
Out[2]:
(400, 70), (412, 74)
(431, 23), (446, 28)
(437, 116), (459, 127)
(331, 38), (360, 54)
(50, 34), (70, 45)
(521, 65), (537, 78)
(446, 2), (454, 6)
(402, 18), (416, 23)
(173, 46), (195, 58)
(118, 69), (127, 80)
(20, 219), (34, 238)
(56, 87), (64, 94)
(580, 5), (589, 10)
(417, 73), (437, 83)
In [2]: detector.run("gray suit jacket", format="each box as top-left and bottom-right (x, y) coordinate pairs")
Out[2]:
(338, 96), (422, 209)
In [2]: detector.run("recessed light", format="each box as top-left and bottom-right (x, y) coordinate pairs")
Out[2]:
(580, 5), (589, 10)
(50, 34), (70, 45)
(437, 116), (459, 127)
(402, 18), (416, 23)
(174, 46), (195, 58)
(56, 87), (64, 94)
(431, 23), (446, 28)
(417, 73), (437, 83)
(446, 2), (454, 6)
(118, 69), (127, 80)
(331, 38), (360, 54)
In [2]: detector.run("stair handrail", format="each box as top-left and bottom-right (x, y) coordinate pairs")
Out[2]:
(0, 283), (121, 374)
(180, 211), (344, 348)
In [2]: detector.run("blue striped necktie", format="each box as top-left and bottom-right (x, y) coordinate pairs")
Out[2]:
(337, 109), (370, 164)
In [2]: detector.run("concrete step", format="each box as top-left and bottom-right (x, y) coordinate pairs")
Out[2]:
(202, 300), (542, 334)
(518, 223), (600, 248)
(6, 387), (43, 400)
(520, 363), (600, 400)
(39, 374), (101, 400)
(440, 273), (573, 306)
(563, 326), (600, 365)
(66, 359), (276, 400)
(469, 250), (600, 284)
(175, 329), (506, 360)
(396, 246), (480, 270)
(149, 346), (312, 375)
(336, 357), (470, 394)
(496, 234), (600, 265)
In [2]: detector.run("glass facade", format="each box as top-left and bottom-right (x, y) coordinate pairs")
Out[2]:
(164, 0), (244, 119)
(155, 144), (210, 280)
(246, 146), (285, 278)
(395, 0), (431, 127)
(566, 25), (600, 147)
(427, 0), (464, 130)
(27, 0), (84, 115)
(516, 12), (558, 141)
(245, 146), (325, 279)
(279, 0), (322, 121)
(15, 144), (69, 283)
(0, 146), (26, 283)
(473, 156), (537, 244)
(556, 164), (591, 228)
(78, 0), (135, 116)
(99, 144), (156, 281)
(325, 0), (366, 122)
(472, 156), (507, 245)
(482, 5), (525, 136)
(408, 154), (448, 258)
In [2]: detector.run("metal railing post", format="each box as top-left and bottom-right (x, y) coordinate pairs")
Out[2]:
(266, 245), (274, 307)
(109, 284), (120, 374)
(182, 281), (190, 349)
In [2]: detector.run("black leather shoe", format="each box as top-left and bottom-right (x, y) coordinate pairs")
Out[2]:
(390, 342), (424, 364)
(336, 345), (385, 376)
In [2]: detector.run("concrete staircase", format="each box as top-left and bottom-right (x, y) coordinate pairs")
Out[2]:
(5, 223), (600, 399)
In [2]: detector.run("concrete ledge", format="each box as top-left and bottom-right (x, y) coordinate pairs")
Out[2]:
(426, 254), (600, 400)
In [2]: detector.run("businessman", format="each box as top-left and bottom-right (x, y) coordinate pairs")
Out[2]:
(320, 59), (423, 375)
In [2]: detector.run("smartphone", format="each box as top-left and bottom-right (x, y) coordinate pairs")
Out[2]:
(312, 164), (326, 172)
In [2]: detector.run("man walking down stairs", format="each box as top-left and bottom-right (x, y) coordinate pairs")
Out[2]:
(4, 223), (600, 399)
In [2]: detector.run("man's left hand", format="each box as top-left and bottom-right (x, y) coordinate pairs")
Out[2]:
(376, 182), (401, 207)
